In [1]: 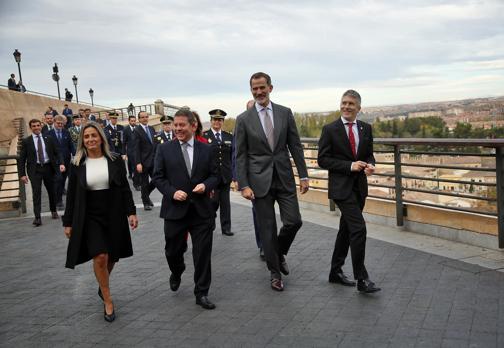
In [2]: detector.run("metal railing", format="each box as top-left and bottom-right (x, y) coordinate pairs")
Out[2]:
(0, 155), (25, 213)
(299, 138), (504, 248)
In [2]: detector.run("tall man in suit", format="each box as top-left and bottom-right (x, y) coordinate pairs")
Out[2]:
(123, 115), (140, 190)
(104, 112), (124, 155)
(18, 119), (65, 226)
(152, 109), (219, 309)
(235, 72), (309, 291)
(133, 111), (157, 210)
(317, 90), (380, 293)
(203, 109), (234, 236)
(48, 115), (74, 209)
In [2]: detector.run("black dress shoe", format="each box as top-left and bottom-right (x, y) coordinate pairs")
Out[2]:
(33, 217), (42, 226)
(169, 274), (181, 291)
(222, 230), (234, 236)
(329, 272), (356, 286)
(279, 255), (289, 275)
(196, 296), (216, 310)
(259, 248), (265, 261)
(51, 211), (59, 219)
(144, 204), (152, 211)
(271, 278), (284, 291)
(357, 279), (381, 293)
(104, 304), (116, 322)
(98, 288), (104, 301)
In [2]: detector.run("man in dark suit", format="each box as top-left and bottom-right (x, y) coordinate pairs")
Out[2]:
(154, 116), (175, 144)
(18, 119), (65, 226)
(48, 115), (74, 209)
(62, 104), (73, 129)
(317, 89), (380, 293)
(133, 111), (157, 210)
(64, 88), (73, 102)
(152, 109), (219, 310)
(203, 109), (234, 236)
(41, 114), (55, 134)
(123, 115), (140, 190)
(235, 72), (309, 291)
(104, 112), (124, 155)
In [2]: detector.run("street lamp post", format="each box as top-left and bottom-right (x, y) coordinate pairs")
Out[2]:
(13, 49), (22, 84)
(72, 75), (79, 104)
(89, 88), (94, 106)
(52, 63), (61, 100)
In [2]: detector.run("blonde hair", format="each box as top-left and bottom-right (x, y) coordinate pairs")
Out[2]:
(72, 122), (116, 165)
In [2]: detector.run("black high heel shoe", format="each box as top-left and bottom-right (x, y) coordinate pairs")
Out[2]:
(103, 304), (115, 322)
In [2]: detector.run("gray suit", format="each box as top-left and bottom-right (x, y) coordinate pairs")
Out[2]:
(235, 102), (308, 279)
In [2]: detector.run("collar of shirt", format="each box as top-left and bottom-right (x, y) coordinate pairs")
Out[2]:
(32, 133), (43, 141)
(255, 101), (272, 114)
(211, 128), (221, 137)
(341, 117), (358, 126)
(179, 136), (194, 147)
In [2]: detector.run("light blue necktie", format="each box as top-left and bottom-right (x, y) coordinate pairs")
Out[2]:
(145, 126), (152, 143)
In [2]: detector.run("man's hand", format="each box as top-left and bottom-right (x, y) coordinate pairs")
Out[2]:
(128, 215), (139, 230)
(64, 227), (72, 239)
(122, 155), (127, 161)
(299, 179), (309, 194)
(192, 183), (206, 194)
(173, 190), (188, 201)
(351, 161), (367, 172)
(136, 163), (143, 173)
(241, 187), (255, 200)
(364, 164), (375, 176)
(20, 176), (29, 184)
(60, 164), (66, 173)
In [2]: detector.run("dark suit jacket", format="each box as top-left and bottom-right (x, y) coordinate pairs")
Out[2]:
(203, 129), (233, 184)
(48, 128), (75, 163)
(317, 118), (375, 201)
(41, 124), (55, 135)
(152, 139), (218, 221)
(235, 102), (308, 198)
(63, 156), (136, 268)
(133, 124), (157, 169)
(154, 131), (175, 144)
(18, 134), (62, 178)
(123, 125), (136, 159)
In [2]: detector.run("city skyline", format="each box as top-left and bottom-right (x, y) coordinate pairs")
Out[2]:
(1, 0), (503, 121)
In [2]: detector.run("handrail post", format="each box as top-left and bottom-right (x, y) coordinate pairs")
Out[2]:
(394, 144), (404, 226)
(496, 147), (503, 248)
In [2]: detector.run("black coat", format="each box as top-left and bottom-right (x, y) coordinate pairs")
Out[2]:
(18, 134), (62, 178)
(133, 125), (157, 169)
(104, 124), (125, 155)
(317, 118), (375, 201)
(48, 128), (75, 165)
(123, 125), (136, 159)
(202, 129), (233, 184)
(152, 139), (218, 221)
(63, 156), (136, 269)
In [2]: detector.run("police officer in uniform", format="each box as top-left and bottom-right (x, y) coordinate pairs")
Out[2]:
(104, 112), (125, 155)
(203, 109), (234, 236)
(155, 116), (175, 144)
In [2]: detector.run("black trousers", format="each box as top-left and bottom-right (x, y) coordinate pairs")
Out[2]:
(211, 182), (231, 232)
(30, 164), (57, 217)
(330, 190), (369, 280)
(253, 174), (302, 280)
(55, 160), (70, 204)
(139, 166), (155, 205)
(163, 211), (214, 297)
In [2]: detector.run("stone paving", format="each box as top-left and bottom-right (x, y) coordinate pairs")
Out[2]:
(1, 188), (504, 347)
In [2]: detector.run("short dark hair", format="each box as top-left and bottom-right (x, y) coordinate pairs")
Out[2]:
(342, 89), (362, 106)
(64, 104), (68, 107)
(250, 72), (272, 87)
(128, 115), (136, 121)
(29, 119), (41, 127)
(10, 73), (15, 78)
(174, 109), (196, 125)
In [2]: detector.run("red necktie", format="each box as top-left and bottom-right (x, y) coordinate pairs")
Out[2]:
(346, 122), (357, 158)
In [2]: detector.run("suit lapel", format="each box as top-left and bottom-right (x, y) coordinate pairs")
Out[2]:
(336, 118), (355, 159)
(174, 141), (191, 179)
(191, 140), (200, 178)
(249, 108), (270, 149)
(356, 120), (365, 158)
(271, 103), (282, 149)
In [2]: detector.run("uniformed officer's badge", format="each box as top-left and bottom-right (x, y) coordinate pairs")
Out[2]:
(208, 139), (212, 143)
(156, 136), (164, 144)
(224, 140), (231, 145)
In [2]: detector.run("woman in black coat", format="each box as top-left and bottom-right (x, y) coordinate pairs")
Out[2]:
(63, 122), (138, 322)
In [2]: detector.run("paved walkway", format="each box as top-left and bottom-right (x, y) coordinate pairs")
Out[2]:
(1, 188), (504, 347)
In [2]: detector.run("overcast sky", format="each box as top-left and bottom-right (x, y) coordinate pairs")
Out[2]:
(1, 0), (503, 121)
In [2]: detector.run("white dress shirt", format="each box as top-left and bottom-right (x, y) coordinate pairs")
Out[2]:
(341, 118), (360, 151)
(86, 157), (110, 190)
(32, 134), (49, 164)
(255, 102), (274, 134)
(179, 136), (195, 168)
